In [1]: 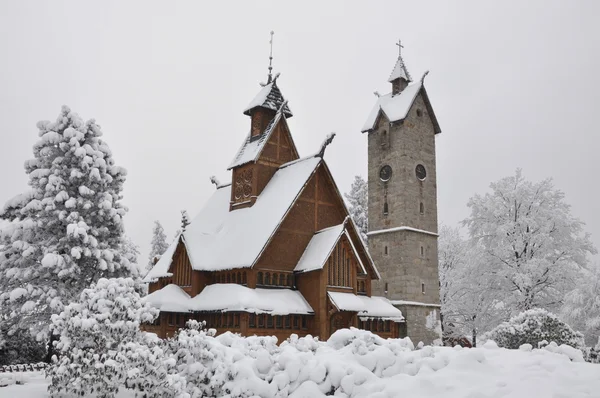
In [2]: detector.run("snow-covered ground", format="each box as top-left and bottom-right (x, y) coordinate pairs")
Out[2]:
(2, 332), (599, 398)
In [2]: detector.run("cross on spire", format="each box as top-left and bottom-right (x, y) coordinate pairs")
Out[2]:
(267, 31), (275, 84)
(396, 39), (404, 57)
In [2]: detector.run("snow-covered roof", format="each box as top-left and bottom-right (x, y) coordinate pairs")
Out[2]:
(243, 81), (292, 118)
(361, 76), (423, 133)
(142, 284), (191, 312)
(142, 234), (180, 282)
(388, 56), (412, 83)
(328, 292), (404, 321)
(228, 109), (284, 170)
(294, 219), (367, 275)
(182, 156), (322, 271)
(294, 223), (346, 273)
(189, 283), (314, 315)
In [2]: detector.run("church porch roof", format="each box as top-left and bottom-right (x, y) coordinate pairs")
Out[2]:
(327, 291), (405, 322)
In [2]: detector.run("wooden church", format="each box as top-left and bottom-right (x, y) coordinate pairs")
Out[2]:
(142, 58), (405, 341)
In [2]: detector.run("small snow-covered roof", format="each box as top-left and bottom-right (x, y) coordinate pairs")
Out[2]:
(328, 292), (404, 321)
(294, 223), (345, 273)
(388, 56), (412, 83)
(243, 81), (292, 118)
(189, 283), (314, 315)
(361, 77), (423, 133)
(142, 234), (180, 282)
(228, 109), (284, 170)
(182, 156), (322, 271)
(142, 284), (192, 312)
(294, 219), (367, 275)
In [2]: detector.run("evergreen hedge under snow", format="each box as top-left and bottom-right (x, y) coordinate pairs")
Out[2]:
(484, 308), (585, 349)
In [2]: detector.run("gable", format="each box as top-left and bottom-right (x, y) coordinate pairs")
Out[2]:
(167, 240), (193, 287)
(257, 117), (299, 166)
(255, 161), (379, 279)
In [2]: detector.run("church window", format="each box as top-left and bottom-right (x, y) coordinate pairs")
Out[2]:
(276, 316), (282, 328)
(293, 315), (299, 329)
(249, 314), (256, 328)
(301, 316), (307, 329)
(267, 315), (274, 328)
(420, 246), (424, 257)
(279, 274), (285, 286)
(287, 274), (293, 287)
(168, 313), (174, 326)
(234, 313), (240, 327)
(265, 272), (271, 285)
(242, 272), (247, 285)
(384, 246), (388, 255)
(257, 272), (263, 285)
(420, 202), (424, 215)
(285, 316), (291, 329)
(226, 274), (231, 283)
(422, 282), (426, 294)
(383, 201), (388, 216)
(385, 283), (389, 294)
(417, 109), (423, 117)
(258, 314), (265, 328)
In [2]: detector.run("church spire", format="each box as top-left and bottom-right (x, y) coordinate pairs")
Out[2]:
(388, 40), (412, 95)
(267, 31), (274, 84)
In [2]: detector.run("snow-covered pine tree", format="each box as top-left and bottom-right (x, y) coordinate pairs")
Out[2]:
(148, 220), (169, 272)
(344, 175), (368, 242)
(464, 169), (597, 313)
(180, 210), (190, 232)
(0, 106), (135, 342)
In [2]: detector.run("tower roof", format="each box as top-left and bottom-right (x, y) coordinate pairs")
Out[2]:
(243, 80), (293, 118)
(387, 55), (412, 83)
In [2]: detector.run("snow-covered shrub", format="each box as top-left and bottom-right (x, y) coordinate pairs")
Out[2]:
(165, 320), (233, 397)
(47, 278), (157, 397)
(123, 333), (186, 398)
(484, 308), (584, 350)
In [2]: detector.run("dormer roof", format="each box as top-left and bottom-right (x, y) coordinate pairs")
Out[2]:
(243, 80), (292, 118)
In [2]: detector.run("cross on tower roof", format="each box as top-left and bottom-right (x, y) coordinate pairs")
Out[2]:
(396, 39), (404, 57)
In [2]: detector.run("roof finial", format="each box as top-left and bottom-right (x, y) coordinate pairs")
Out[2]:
(210, 175), (221, 188)
(267, 31), (275, 84)
(396, 39), (404, 57)
(317, 133), (336, 158)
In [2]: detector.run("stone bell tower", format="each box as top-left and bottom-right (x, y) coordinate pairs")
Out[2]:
(361, 42), (442, 344)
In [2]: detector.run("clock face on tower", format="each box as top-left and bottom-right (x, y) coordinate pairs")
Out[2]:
(379, 165), (392, 182)
(415, 164), (427, 180)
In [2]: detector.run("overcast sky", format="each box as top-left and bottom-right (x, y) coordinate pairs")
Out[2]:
(1, 1), (598, 266)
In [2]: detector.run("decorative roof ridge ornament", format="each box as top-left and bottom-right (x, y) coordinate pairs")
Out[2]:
(317, 132), (336, 158)
(210, 176), (220, 188)
(421, 70), (430, 84)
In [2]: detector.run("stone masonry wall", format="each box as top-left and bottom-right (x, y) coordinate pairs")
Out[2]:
(396, 304), (442, 345)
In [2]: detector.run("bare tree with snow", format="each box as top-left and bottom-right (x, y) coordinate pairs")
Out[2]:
(344, 175), (368, 242)
(438, 225), (509, 346)
(148, 220), (168, 272)
(464, 169), (596, 314)
(562, 262), (600, 346)
(0, 106), (136, 342)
